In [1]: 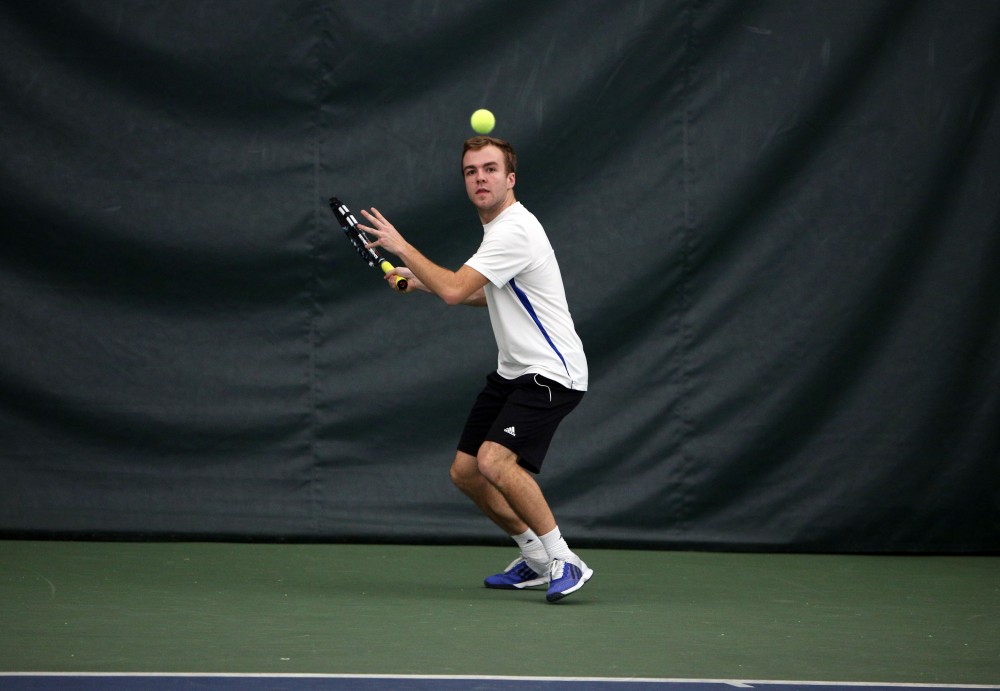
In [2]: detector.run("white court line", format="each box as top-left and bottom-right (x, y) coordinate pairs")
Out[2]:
(0, 673), (997, 688)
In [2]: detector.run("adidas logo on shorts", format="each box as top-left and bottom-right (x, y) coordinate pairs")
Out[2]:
(504, 426), (516, 437)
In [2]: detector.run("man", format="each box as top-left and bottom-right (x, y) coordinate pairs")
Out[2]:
(357, 136), (591, 603)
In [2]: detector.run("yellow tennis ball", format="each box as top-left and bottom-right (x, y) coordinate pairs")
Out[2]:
(470, 108), (495, 134)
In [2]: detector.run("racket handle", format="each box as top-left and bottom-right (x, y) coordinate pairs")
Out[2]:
(379, 260), (408, 292)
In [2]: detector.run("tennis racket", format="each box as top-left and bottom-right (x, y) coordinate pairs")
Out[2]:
(328, 197), (407, 292)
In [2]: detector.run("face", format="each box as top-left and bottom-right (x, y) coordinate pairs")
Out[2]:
(462, 145), (515, 220)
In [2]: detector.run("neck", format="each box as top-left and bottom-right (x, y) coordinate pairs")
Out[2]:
(477, 194), (517, 225)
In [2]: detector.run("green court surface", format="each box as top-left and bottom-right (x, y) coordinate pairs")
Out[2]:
(1, 541), (997, 684)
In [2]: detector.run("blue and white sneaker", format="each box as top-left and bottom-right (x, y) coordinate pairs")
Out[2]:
(546, 557), (593, 602)
(484, 558), (550, 589)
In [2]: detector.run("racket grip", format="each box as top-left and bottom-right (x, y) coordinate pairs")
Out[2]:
(380, 260), (408, 292)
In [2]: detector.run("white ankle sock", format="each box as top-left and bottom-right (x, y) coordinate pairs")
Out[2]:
(512, 529), (549, 568)
(539, 526), (575, 562)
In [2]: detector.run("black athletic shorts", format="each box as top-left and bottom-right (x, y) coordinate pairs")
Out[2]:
(457, 371), (585, 473)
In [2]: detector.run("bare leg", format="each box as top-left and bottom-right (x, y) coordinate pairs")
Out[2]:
(450, 442), (556, 536)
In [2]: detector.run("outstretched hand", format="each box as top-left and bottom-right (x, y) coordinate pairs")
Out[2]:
(358, 208), (408, 257)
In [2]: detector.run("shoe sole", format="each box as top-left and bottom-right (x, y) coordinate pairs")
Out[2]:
(546, 567), (593, 602)
(484, 576), (549, 590)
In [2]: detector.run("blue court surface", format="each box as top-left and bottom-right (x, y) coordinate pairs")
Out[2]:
(1, 676), (997, 691)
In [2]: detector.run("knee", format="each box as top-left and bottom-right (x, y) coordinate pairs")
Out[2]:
(450, 453), (480, 492)
(476, 442), (518, 486)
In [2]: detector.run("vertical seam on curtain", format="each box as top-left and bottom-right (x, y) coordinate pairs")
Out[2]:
(676, 0), (699, 534)
(308, 0), (327, 538)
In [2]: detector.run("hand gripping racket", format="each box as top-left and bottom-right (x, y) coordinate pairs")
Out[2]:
(328, 197), (407, 292)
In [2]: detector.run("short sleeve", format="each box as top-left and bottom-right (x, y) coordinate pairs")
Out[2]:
(464, 220), (532, 288)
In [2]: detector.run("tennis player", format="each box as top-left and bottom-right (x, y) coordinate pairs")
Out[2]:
(357, 136), (591, 602)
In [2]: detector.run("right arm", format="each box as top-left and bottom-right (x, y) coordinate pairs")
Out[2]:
(359, 208), (489, 306)
(386, 266), (487, 306)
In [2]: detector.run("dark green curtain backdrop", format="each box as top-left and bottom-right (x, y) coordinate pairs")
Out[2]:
(1, 1), (997, 552)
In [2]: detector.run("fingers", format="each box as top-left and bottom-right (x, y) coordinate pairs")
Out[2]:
(358, 209), (388, 245)
(357, 214), (383, 249)
(359, 207), (405, 255)
(385, 266), (420, 293)
(357, 212), (376, 236)
(388, 266), (414, 279)
(360, 207), (388, 227)
(384, 268), (411, 293)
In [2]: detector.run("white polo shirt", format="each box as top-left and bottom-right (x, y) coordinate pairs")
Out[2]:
(464, 202), (588, 391)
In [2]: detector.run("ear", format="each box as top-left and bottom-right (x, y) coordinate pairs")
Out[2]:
(507, 171), (516, 189)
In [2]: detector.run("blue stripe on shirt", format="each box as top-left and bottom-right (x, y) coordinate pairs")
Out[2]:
(508, 278), (571, 380)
